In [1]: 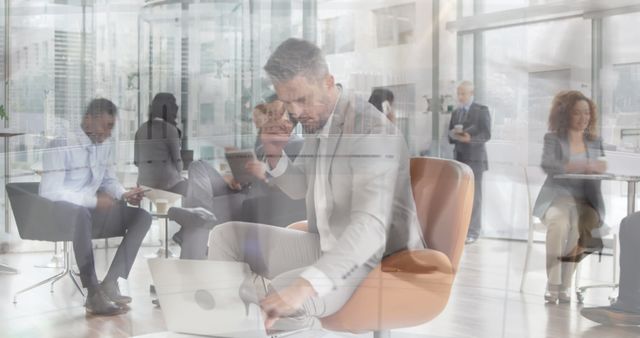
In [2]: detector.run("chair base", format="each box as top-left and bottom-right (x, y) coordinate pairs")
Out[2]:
(13, 242), (84, 303)
(576, 283), (619, 304)
(0, 262), (18, 274)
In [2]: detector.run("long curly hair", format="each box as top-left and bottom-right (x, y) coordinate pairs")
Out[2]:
(548, 90), (598, 141)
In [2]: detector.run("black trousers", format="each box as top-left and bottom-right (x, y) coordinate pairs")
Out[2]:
(67, 202), (152, 287)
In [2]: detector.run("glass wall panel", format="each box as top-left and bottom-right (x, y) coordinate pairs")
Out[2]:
(463, 18), (592, 239)
(602, 12), (640, 153)
(318, 0), (440, 156)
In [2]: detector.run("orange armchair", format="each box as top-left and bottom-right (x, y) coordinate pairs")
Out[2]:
(288, 157), (474, 337)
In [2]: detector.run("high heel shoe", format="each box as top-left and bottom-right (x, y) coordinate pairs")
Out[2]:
(559, 241), (604, 263)
(238, 276), (259, 316)
(559, 250), (596, 262)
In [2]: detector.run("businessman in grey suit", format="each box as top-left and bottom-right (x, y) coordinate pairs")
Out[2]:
(448, 81), (491, 244)
(207, 38), (425, 331)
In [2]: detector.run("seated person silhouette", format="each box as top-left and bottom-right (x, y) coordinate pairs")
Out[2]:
(40, 98), (152, 316)
(134, 92), (187, 195)
(170, 99), (304, 259)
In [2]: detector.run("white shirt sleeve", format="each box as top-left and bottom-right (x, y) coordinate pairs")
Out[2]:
(265, 150), (289, 178)
(300, 266), (335, 298)
(40, 145), (99, 209)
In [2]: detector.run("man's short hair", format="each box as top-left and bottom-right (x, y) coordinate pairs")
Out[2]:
(263, 38), (329, 84)
(85, 98), (118, 117)
(458, 81), (474, 92)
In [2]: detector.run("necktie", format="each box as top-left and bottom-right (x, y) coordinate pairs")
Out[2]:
(459, 107), (467, 124)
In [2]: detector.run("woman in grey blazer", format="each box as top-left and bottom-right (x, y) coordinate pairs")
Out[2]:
(134, 93), (187, 194)
(533, 90), (606, 304)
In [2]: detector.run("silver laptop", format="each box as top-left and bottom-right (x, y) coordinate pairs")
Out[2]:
(148, 259), (267, 338)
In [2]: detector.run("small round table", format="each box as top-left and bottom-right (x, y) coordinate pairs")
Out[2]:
(554, 173), (640, 215)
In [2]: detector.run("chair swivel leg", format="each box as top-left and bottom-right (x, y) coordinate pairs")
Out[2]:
(13, 242), (85, 303)
(13, 269), (67, 303)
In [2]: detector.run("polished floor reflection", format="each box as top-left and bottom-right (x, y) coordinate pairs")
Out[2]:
(1, 239), (639, 338)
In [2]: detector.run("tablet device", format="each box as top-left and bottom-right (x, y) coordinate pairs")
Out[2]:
(225, 149), (258, 185)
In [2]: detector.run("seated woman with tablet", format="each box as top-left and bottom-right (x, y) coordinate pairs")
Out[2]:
(170, 99), (304, 259)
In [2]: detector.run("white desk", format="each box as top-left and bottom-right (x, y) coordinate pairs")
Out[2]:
(554, 173), (640, 215)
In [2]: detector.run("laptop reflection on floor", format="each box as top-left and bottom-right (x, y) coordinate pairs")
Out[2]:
(148, 259), (282, 338)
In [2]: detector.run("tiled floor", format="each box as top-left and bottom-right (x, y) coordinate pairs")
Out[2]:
(1, 238), (639, 338)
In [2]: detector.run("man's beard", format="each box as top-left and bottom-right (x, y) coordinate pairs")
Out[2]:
(301, 94), (333, 134)
(302, 118), (328, 134)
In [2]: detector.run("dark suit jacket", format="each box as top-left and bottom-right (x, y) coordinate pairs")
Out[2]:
(532, 132), (605, 224)
(448, 102), (492, 172)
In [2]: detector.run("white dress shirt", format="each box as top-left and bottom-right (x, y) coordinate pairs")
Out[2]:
(267, 93), (341, 297)
(39, 129), (126, 209)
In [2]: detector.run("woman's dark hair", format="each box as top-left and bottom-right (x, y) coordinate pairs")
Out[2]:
(150, 93), (178, 124)
(368, 88), (395, 112)
(548, 90), (598, 141)
(148, 93), (181, 138)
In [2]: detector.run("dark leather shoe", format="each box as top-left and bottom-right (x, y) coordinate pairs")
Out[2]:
(581, 306), (640, 326)
(101, 281), (132, 305)
(85, 288), (127, 316)
(168, 207), (217, 229)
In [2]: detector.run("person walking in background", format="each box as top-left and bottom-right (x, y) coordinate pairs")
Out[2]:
(368, 87), (396, 124)
(448, 81), (491, 244)
(533, 90), (606, 304)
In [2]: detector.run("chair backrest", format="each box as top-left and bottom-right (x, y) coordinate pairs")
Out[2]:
(6, 182), (77, 242)
(410, 157), (474, 270)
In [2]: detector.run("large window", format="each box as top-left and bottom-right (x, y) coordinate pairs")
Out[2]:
(373, 3), (415, 47)
(457, 17), (592, 239)
(318, 15), (354, 54)
(602, 12), (640, 152)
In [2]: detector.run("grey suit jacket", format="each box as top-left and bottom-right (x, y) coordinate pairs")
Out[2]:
(448, 102), (492, 172)
(134, 119), (184, 190)
(532, 132), (605, 224)
(271, 90), (425, 287)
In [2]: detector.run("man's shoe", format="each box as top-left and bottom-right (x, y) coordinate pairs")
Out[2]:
(581, 306), (640, 326)
(168, 207), (217, 229)
(101, 281), (132, 305)
(465, 236), (478, 245)
(85, 287), (127, 316)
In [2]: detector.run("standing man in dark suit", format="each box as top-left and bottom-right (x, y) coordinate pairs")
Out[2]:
(448, 81), (491, 244)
